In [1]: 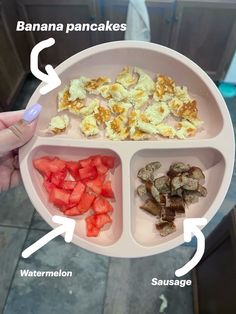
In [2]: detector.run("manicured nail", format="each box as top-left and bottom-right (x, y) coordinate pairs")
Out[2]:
(23, 104), (42, 123)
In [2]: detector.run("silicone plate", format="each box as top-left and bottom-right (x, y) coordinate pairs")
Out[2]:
(19, 41), (235, 257)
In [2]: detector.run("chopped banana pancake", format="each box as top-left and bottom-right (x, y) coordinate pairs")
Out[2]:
(80, 115), (99, 136)
(153, 74), (175, 101)
(69, 77), (89, 101)
(85, 76), (111, 94)
(116, 66), (137, 88)
(55, 67), (203, 139)
(48, 114), (70, 134)
(58, 87), (84, 114)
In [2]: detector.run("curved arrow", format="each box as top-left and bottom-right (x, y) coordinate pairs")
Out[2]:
(30, 38), (61, 95)
(175, 218), (207, 277)
(21, 215), (75, 259)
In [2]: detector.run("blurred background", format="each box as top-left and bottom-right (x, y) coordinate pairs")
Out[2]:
(0, 1), (236, 314)
(1, 0), (236, 111)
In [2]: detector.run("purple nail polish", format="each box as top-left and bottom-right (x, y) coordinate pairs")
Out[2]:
(23, 104), (42, 123)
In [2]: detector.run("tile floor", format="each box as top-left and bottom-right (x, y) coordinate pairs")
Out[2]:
(0, 76), (235, 314)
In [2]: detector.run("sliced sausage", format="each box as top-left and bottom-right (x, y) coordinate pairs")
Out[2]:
(171, 175), (188, 190)
(137, 184), (147, 197)
(154, 176), (170, 193)
(188, 166), (205, 180)
(183, 177), (199, 191)
(137, 167), (152, 181)
(150, 185), (160, 202)
(150, 169), (160, 181)
(145, 161), (161, 172)
(170, 162), (190, 173)
(183, 190), (199, 204)
(156, 220), (176, 237)
(169, 196), (185, 213)
(140, 199), (162, 216)
(183, 178), (199, 191)
(197, 184), (207, 197)
(161, 206), (176, 222)
(145, 180), (153, 192)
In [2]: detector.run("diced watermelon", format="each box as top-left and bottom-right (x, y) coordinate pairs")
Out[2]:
(79, 166), (97, 181)
(79, 157), (93, 168)
(86, 175), (106, 195)
(69, 181), (86, 204)
(85, 213), (112, 237)
(61, 180), (77, 190)
(51, 170), (67, 187)
(66, 161), (79, 172)
(101, 181), (115, 198)
(59, 202), (78, 212)
(86, 214), (97, 226)
(77, 192), (95, 214)
(49, 187), (70, 206)
(101, 156), (115, 169)
(96, 164), (108, 175)
(92, 196), (113, 214)
(64, 206), (80, 216)
(87, 225), (100, 237)
(34, 157), (66, 177)
(90, 155), (108, 175)
(33, 157), (52, 177)
(34, 154), (115, 238)
(95, 213), (112, 228)
(43, 177), (55, 193)
(85, 215), (100, 237)
(48, 158), (66, 173)
(66, 161), (80, 180)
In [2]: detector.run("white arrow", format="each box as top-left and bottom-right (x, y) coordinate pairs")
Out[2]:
(21, 215), (75, 259)
(175, 218), (207, 277)
(30, 37), (61, 95)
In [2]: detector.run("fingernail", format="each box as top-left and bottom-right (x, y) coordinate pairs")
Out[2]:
(23, 104), (42, 123)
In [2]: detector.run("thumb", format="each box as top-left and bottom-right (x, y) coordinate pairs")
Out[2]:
(0, 104), (42, 155)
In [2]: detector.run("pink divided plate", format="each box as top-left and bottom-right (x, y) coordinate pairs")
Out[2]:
(19, 41), (235, 257)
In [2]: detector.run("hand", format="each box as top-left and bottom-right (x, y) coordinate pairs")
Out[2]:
(0, 104), (41, 192)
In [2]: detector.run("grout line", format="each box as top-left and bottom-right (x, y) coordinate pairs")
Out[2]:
(0, 207), (35, 231)
(28, 209), (51, 232)
(0, 222), (50, 232)
(29, 226), (51, 232)
(2, 209), (36, 313)
(0, 224), (29, 231)
(101, 257), (111, 314)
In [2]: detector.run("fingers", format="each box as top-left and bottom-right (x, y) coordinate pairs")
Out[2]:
(0, 110), (24, 130)
(0, 153), (21, 192)
(0, 104), (42, 155)
(0, 163), (13, 192)
(0, 120), (37, 154)
(0, 165), (21, 192)
(10, 169), (22, 190)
